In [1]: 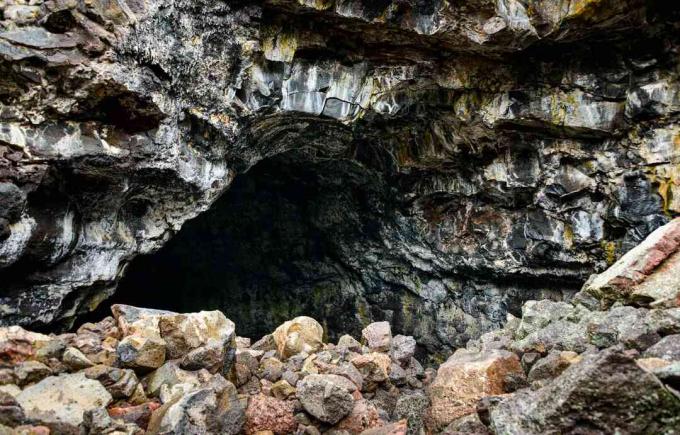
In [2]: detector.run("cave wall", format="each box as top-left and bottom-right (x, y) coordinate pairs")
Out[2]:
(1, 0), (680, 353)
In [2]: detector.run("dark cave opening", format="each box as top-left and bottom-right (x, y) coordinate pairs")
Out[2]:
(86, 143), (581, 359)
(91, 150), (396, 344)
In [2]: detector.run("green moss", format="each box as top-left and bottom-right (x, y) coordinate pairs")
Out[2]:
(600, 240), (618, 266)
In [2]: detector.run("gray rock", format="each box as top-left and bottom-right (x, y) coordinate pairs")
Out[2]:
(390, 335), (416, 367)
(394, 391), (429, 435)
(489, 348), (680, 433)
(147, 388), (219, 434)
(643, 334), (680, 361)
(296, 374), (355, 424)
(83, 365), (140, 400)
(16, 372), (112, 431)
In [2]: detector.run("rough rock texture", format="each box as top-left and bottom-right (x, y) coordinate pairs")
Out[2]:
(489, 348), (680, 434)
(3, 226), (680, 435)
(1, 0), (680, 359)
(580, 218), (680, 308)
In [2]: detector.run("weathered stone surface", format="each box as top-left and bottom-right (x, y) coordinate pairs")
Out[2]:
(108, 402), (160, 431)
(360, 420), (407, 435)
(84, 365), (140, 399)
(273, 317), (324, 359)
(297, 374), (356, 424)
(351, 353), (391, 387)
(0, 0), (676, 367)
(393, 391), (429, 435)
(118, 335), (166, 371)
(643, 334), (680, 361)
(243, 395), (297, 435)
(389, 335), (416, 367)
(527, 351), (581, 387)
(147, 388), (218, 434)
(16, 372), (112, 431)
(335, 399), (383, 434)
(489, 348), (680, 433)
(580, 218), (680, 308)
(362, 322), (392, 352)
(428, 349), (524, 431)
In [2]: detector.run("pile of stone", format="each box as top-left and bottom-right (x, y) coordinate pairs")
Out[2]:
(1, 219), (680, 434)
(0, 307), (427, 434)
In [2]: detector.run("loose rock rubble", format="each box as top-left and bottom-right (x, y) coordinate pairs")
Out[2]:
(1, 220), (680, 434)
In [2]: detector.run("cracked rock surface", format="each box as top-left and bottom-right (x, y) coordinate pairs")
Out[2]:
(1, 0), (680, 358)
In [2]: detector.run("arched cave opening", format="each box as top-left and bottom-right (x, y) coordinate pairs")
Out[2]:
(99, 150), (386, 344)
(88, 141), (581, 360)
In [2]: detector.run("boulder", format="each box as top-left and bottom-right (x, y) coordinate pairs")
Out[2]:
(244, 394), (297, 434)
(272, 317), (323, 359)
(650, 361), (680, 390)
(180, 339), (228, 373)
(147, 388), (218, 434)
(351, 353), (391, 388)
(337, 335), (362, 353)
(16, 372), (112, 431)
(270, 380), (296, 399)
(297, 374), (356, 424)
(215, 381), (246, 435)
(108, 402), (161, 430)
(258, 357), (284, 382)
(13, 361), (51, 386)
(642, 334), (680, 361)
(158, 311), (236, 361)
(579, 218), (680, 308)
(362, 322), (392, 352)
(335, 399), (383, 434)
(442, 414), (491, 435)
(393, 391), (429, 435)
(360, 420), (407, 435)
(0, 391), (25, 427)
(428, 349), (524, 431)
(489, 348), (680, 433)
(118, 335), (166, 371)
(145, 361), (203, 397)
(83, 365), (140, 399)
(112, 305), (236, 373)
(62, 346), (94, 370)
(527, 350), (581, 387)
(389, 335), (416, 367)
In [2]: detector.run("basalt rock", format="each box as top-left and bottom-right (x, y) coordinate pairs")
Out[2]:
(0, 0), (679, 361)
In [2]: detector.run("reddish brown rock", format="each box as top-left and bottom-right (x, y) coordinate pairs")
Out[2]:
(244, 394), (297, 435)
(11, 425), (51, 435)
(335, 399), (384, 434)
(427, 349), (524, 431)
(360, 420), (408, 435)
(580, 218), (680, 308)
(108, 401), (160, 430)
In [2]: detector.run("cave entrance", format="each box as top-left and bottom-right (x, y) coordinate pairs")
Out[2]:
(98, 149), (390, 344)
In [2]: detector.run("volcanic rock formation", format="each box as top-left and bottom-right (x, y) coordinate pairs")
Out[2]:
(1, 0), (680, 357)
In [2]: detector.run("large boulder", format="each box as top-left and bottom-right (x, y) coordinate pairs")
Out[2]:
(272, 316), (324, 359)
(579, 218), (680, 308)
(112, 305), (236, 374)
(297, 374), (356, 424)
(362, 322), (392, 352)
(16, 372), (112, 432)
(147, 388), (219, 434)
(489, 348), (680, 433)
(643, 334), (680, 361)
(243, 394), (297, 434)
(428, 349), (524, 431)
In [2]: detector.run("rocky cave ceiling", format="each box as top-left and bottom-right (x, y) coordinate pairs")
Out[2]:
(1, 0), (680, 357)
